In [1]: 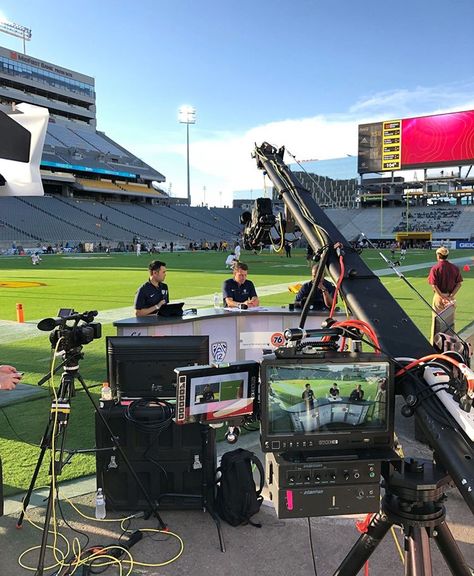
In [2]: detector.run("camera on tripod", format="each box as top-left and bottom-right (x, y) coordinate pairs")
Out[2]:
(37, 308), (102, 351)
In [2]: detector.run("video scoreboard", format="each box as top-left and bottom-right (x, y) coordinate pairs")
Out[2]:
(358, 109), (474, 174)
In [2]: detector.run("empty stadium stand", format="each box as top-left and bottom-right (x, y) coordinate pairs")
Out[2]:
(1, 45), (473, 253)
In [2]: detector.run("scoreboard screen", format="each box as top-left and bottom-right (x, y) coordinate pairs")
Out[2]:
(358, 109), (474, 173)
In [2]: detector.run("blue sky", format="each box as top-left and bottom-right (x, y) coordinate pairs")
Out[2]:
(1, 0), (474, 205)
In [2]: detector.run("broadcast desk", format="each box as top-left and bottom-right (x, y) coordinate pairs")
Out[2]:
(113, 306), (341, 363)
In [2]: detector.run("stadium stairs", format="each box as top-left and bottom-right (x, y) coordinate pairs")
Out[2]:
(53, 196), (158, 243)
(17, 197), (113, 243)
(166, 205), (235, 240)
(106, 202), (190, 243)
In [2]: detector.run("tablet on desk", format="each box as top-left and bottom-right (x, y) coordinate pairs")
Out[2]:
(158, 302), (184, 317)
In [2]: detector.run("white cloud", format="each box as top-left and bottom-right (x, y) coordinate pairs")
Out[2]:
(137, 83), (474, 206)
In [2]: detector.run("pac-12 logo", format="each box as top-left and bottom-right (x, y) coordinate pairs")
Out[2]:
(211, 341), (227, 362)
(270, 332), (284, 347)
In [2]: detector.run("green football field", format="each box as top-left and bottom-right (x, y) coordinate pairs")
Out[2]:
(0, 247), (472, 494)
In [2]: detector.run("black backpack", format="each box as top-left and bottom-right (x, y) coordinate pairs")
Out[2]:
(215, 448), (264, 527)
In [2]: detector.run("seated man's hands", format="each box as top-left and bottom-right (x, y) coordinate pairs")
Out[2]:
(0, 365), (22, 390)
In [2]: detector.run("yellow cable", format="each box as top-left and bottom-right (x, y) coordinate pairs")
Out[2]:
(390, 526), (405, 563)
(75, 549), (133, 576)
(18, 544), (67, 572)
(49, 339), (65, 570)
(18, 339), (76, 574)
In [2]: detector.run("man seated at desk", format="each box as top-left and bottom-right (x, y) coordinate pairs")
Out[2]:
(222, 262), (260, 309)
(295, 264), (335, 311)
(134, 260), (169, 316)
(349, 384), (364, 401)
(328, 383), (340, 400)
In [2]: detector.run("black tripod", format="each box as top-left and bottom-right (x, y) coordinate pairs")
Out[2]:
(333, 458), (472, 576)
(18, 349), (166, 576)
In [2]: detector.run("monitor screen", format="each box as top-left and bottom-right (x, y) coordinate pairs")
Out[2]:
(175, 361), (259, 425)
(107, 336), (209, 399)
(260, 352), (394, 453)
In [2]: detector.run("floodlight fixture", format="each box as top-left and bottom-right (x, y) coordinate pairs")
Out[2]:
(178, 105), (196, 125)
(0, 20), (32, 54)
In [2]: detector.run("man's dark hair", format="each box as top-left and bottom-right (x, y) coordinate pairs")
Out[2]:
(149, 260), (166, 272)
(235, 262), (249, 272)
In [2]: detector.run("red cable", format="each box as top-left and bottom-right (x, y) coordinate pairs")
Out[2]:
(329, 253), (344, 318)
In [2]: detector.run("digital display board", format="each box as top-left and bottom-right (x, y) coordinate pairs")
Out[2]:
(41, 160), (136, 178)
(358, 109), (474, 173)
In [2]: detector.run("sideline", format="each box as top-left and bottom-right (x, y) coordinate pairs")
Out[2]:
(0, 256), (471, 345)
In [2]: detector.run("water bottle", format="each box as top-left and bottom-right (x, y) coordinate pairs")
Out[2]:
(95, 488), (106, 519)
(213, 293), (220, 309)
(100, 382), (112, 401)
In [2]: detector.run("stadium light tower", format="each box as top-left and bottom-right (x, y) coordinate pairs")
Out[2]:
(178, 105), (196, 205)
(0, 19), (32, 54)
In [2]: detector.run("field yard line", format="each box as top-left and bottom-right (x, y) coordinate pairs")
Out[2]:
(0, 257), (471, 344)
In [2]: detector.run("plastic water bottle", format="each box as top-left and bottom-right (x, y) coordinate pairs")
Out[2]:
(100, 382), (112, 401)
(95, 488), (106, 519)
(213, 293), (220, 309)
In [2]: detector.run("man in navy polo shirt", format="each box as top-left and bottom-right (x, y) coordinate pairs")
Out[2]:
(295, 264), (335, 311)
(222, 262), (259, 309)
(134, 260), (169, 316)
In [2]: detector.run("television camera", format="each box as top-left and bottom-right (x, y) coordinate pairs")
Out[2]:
(37, 309), (102, 353)
(239, 197), (276, 250)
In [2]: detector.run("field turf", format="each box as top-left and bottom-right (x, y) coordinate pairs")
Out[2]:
(0, 248), (472, 494)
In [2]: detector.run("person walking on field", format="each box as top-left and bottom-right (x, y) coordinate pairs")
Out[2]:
(427, 247), (463, 344)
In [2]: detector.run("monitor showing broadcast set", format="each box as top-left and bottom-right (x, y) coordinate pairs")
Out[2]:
(175, 361), (260, 425)
(260, 352), (394, 453)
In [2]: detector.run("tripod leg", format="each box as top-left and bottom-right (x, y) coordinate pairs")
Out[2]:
(200, 426), (225, 552)
(433, 520), (472, 576)
(34, 482), (55, 576)
(17, 419), (54, 528)
(405, 527), (432, 576)
(333, 512), (392, 576)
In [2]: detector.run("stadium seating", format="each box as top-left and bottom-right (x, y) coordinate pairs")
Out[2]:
(393, 206), (463, 234)
(0, 196), (472, 251)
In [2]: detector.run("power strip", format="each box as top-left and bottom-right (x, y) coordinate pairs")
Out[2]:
(437, 388), (474, 442)
(423, 366), (474, 441)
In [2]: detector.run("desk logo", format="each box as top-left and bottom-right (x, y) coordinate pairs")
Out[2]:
(270, 332), (285, 347)
(211, 341), (227, 362)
